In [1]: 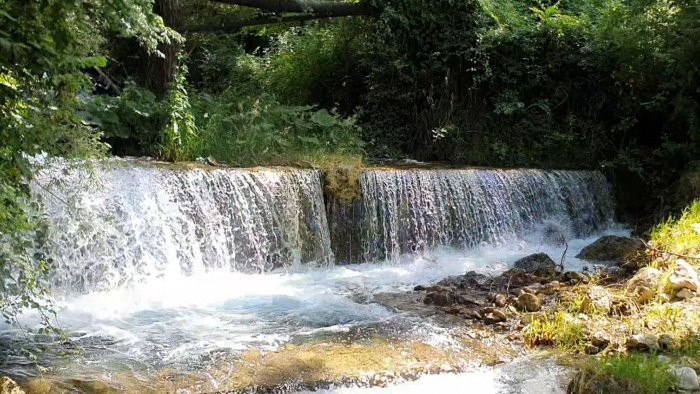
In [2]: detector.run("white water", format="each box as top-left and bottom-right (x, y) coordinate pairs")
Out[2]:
(4, 228), (626, 379)
(0, 158), (625, 391)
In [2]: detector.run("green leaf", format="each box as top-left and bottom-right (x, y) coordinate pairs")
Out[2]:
(310, 109), (337, 127)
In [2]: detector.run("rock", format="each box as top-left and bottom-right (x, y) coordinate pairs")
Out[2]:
(539, 281), (561, 295)
(513, 253), (557, 274)
(626, 267), (661, 304)
(658, 333), (673, 350)
(424, 291), (454, 306)
(625, 333), (659, 352)
(575, 235), (644, 263)
(673, 367), (700, 391)
(585, 344), (600, 355)
(462, 271), (490, 287)
(493, 293), (508, 307)
(517, 293), (542, 312)
(0, 377), (24, 394)
(483, 309), (508, 324)
(563, 271), (589, 284)
(676, 288), (695, 300)
(518, 287), (537, 296)
(413, 285), (426, 291)
(500, 268), (530, 287)
(205, 156), (218, 166)
(425, 285), (452, 293)
(589, 332), (610, 348)
(520, 311), (545, 325)
(668, 259), (699, 292)
(657, 354), (672, 364)
(457, 294), (484, 307)
(582, 286), (612, 314)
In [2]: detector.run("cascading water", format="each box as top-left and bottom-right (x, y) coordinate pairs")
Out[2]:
(0, 158), (624, 393)
(360, 169), (614, 262)
(32, 159), (333, 293)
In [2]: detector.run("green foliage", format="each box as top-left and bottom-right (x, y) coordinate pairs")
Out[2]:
(188, 91), (363, 166)
(571, 354), (676, 394)
(523, 311), (586, 348)
(79, 82), (165, 145)
(0, 0), (168, 327)
(161, 63), (198, 161)
(650, 199), (700, 256)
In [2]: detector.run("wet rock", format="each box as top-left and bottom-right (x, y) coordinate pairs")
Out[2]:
(457, 294), (484, 307)
(513, 253), (557, 275)
(668, 259), (699, 292)
(585, 344), (600, 355)
(626, 267), (661, 304)
(483, 309), (508, 324)
(0, 377), (24, 394)
(424, 291), (454, 306)
(462, 271), (490, 287)
(517, 293), (542, 312)
(576, 235), (644, 263)
(676, 288), (695, 300)
(500, 268), (529, 287)
(563, 271), (588, 284)
(425, 285), (452, 293)
(625, 333), (659, 352)
(493, 293), (508, 307)
(673, 367), (700, 391)
(582, 286), (612, 313)
(413, 285), (426, 291)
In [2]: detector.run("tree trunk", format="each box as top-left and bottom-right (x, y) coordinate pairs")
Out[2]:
(148, 0), (182, 97)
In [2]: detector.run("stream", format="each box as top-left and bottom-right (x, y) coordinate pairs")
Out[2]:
(0, 158), (624, 393)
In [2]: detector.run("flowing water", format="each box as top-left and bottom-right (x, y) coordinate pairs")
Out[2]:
(0, 158), (625, 393)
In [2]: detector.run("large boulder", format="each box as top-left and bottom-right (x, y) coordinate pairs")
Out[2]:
(673, 367), (700, 391)
(626, 267), (660, 303)
(668, 259), (699, 292)
(576, 235), (644, 263)
(513, 253), (557, 274)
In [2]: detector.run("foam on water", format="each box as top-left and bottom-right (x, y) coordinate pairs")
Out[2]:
(5, 227), (626, 374)
(0, 158), (624, 389)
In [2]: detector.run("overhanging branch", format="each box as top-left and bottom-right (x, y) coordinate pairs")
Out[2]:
(208, 0), (376, 17)
(184, 14), (332, 32)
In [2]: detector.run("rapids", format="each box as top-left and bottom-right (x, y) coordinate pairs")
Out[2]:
(0, 158), (625, 393)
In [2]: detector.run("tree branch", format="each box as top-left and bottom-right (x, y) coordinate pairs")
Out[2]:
(184, 14), (335, 32)
(208, 0), (376, 17)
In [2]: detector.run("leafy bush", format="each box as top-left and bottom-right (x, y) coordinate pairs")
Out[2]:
(650, 199), (700, 256)
(189, 91), (363, 166)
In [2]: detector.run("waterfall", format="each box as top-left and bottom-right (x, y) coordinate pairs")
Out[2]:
(32, 159), (614, 293)
(359, 169), (614, 262)
(32, 159), (333, 293)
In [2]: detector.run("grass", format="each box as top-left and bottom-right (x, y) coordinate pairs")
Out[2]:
(650, 199), (700, 256)
(570, 353), (676, 394)
(523, 311), (586, 349)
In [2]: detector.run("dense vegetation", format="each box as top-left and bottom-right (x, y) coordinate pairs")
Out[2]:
(1, 0), (698, 324)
